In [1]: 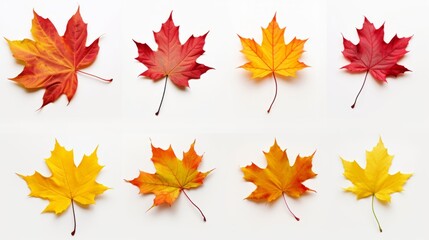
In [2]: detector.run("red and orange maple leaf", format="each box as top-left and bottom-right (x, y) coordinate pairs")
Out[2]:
(342, 17), (411, 108)
(7, 8), (111, 108)
(134, 12), (212, 115)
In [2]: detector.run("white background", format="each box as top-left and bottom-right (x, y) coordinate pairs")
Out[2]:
(0, 0), (427, 239)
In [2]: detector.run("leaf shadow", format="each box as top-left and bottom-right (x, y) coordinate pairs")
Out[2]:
(242, 72), (303, 85)
(244, 198), (278, 210)
(375, 198), (392, 208)
(275, 74), (301, 83)
(10, 81), (40, 94)
(74, 200), (97, 212)
(173, 85), (188, 92)
(245, 190), (315, 210)
(143, 75), (190, 92)
(149, 199), (180, 218)
(342, 69), (411, 87)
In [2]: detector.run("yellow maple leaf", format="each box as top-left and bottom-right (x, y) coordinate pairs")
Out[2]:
(18, 140), (109, 236)
(238, 14), (307, 113)
(341, 137), (412, 232)
(126, 141), (213, 221)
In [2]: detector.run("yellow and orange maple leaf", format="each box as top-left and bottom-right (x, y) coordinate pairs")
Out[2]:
(241, 140), (316, 220)
(18, 140), (108, 236)
(126, 141), (213, 221)
(239, 14), (307, 113)
(341, 137), (412, 232)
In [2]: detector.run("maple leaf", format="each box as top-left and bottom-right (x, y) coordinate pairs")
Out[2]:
(342, 17), (411, 108)
(341, 137), (412, 232)
(7, 8), (112, 109)
(134, 12), (212, 115)
(126, 141), (213, 221)
(241, 140), (316, 220)
(238, 14), (307, 113)
(18, 140), (109, 236)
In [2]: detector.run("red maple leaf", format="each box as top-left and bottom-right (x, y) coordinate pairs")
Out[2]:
(134, 12), (212, 115)
(342, 17), (411, 108)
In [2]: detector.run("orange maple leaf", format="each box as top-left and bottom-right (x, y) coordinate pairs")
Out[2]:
(238, 14), (307, 113)
(7, 8), (112, 108)
(241, 140), (316, 220)
(126, 141), (213, 221)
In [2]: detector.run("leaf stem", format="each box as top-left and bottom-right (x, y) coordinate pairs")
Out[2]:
(78, 70), (113, 82)
(267, 73), (278, 113)
(351, 70), (369, 109)
(155, 76), (168, 116)
(182, 189), (206, 222)
(282, 193), (300, 221)
(71, 199), (77, 236)
(371, 194), (383, 232)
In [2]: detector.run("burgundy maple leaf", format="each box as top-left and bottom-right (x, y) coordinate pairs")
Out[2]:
(134, 12), (212, 115)
(342, 17), (411, 108)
